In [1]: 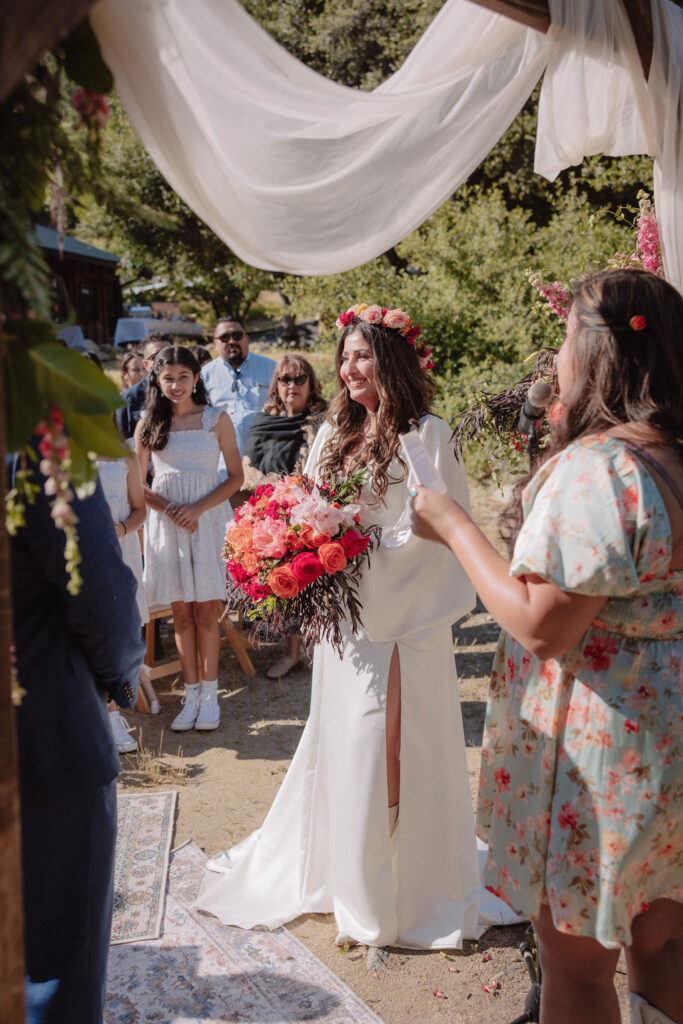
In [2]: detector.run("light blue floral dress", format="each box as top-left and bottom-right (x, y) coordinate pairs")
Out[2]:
(477, 435), (682, 948)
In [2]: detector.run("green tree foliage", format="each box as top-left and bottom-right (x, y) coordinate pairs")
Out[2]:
(76, 96), (273, 321)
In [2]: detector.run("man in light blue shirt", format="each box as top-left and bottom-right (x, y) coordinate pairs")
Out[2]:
(201, 317), (276, 464)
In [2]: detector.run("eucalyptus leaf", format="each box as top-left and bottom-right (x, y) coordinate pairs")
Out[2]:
(29, 343), (123, 417)
(3, 343), (41, 452)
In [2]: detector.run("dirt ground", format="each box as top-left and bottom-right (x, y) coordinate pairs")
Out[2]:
(118, 478), (630, 1024)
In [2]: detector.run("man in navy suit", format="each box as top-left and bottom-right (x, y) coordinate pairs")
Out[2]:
(9, 451), (145, 1023)
(115, 331), (175, 439)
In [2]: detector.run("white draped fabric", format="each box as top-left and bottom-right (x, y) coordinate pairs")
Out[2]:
(91, 0), (683, 289)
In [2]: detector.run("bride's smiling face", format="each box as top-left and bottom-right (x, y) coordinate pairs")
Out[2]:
(339, 329), (378, 411)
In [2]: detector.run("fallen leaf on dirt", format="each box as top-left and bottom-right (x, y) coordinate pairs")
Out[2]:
(448, 967), (460, 973)
(433, 990), (448, 999)
(481, 981), (501, 994)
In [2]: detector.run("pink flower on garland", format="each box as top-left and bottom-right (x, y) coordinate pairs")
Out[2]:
(636, 195), (662, 276)
(530, 273), (571, 322)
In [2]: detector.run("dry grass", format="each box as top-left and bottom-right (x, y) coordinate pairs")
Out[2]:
(121, 728), (189, 789)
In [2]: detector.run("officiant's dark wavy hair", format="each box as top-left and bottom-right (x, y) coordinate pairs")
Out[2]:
(317, 320), (436, 503)
(140, 346), (210, 451)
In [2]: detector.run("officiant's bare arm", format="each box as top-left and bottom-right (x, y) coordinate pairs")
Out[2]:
(410, 488), (606, 660)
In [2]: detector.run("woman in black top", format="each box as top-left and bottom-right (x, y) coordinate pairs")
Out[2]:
(244, 355), (328, 677)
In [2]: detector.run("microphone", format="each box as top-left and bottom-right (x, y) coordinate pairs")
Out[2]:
(517, 380), (553, 437)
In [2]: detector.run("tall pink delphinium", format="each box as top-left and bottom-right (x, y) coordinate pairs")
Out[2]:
(529, 273), (572, 322)
(636, 195), (662, 276)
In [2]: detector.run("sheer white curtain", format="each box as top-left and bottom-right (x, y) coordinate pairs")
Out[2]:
(537, 0), (682, 288)
(91, 0), (682, 289)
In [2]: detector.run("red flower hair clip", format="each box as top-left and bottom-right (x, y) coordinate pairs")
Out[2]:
(629, 315), (647, 331)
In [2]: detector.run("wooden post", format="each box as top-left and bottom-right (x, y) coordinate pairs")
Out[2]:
(0, 336), (25, 1023)
(0, 0), (97, 103)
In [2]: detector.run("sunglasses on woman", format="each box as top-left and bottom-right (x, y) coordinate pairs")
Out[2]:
(278, 374), (308, 386)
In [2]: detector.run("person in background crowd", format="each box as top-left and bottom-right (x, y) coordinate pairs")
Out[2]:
(120, 349), (146, 390)
(410, 269), (683, 1024)
(135, 346), (243, 733)
(116, 332), (176, 440)
(9, 449), (145, 1024)
(201, 316), (276, 458)
(190, 343), (212, 368)
(243, 354), (328, 678)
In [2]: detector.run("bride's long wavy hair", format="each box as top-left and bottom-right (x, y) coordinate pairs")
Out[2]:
(316, 320), (436, 503)
(499, 268), (683, 551)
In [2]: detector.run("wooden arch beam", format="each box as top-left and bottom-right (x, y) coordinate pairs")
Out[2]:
(464, 0), (655, 78)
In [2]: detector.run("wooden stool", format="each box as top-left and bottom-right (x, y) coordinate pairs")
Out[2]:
(142, 602), (255, 683)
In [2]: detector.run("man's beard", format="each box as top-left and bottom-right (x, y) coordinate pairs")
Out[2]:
(225, 346), (245, 367)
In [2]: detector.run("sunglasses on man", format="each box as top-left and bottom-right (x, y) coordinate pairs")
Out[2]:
(216, 330), (244, 341)
(278, 374), (308, 386)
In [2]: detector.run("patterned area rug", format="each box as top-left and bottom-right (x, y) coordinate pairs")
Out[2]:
(106, 839), (385, 1023)
(112, 790), (177, 945)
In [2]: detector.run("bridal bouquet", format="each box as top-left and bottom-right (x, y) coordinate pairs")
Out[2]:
(224, 471), (379, 655)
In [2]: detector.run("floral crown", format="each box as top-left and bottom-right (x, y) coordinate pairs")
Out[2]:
(335, 303), (434, 372)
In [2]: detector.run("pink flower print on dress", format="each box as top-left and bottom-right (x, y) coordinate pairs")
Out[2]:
(557, 802), (579, 831)
(582, 635), (619, 672)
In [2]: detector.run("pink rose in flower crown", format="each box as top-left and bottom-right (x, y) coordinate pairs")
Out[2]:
(291, 551), (325, 588)
(340, 528), (370, 558)
(359, 304), (383, 324)
(383, 309), (411, 331)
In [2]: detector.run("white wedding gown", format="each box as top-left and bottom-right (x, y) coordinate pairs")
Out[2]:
(197, 415), (521, 948)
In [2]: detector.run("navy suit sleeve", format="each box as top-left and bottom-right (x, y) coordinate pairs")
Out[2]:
(11, 456), (145, 707)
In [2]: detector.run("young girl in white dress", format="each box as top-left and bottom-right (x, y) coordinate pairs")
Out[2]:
(197, 305), (518, 948)
(97, 452), (148, 753)
(135, 346), (243, 732)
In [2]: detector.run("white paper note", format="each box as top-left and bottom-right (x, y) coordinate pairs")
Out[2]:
(399, 432), (447, 493)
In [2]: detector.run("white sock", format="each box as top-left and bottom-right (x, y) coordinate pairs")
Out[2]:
(184, 683), (200, 692)
(200, 679), (218, 693)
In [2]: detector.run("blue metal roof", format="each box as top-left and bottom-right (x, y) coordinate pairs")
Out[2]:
(33, 224), (120, 263)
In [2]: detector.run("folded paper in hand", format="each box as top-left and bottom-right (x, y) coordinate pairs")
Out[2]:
(399, 432), (447, 493)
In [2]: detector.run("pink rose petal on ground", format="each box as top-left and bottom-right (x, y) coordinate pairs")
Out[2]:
(432, 989), (448, 999)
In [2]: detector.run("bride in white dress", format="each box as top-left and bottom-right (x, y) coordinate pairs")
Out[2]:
(197, 304), (518, 948)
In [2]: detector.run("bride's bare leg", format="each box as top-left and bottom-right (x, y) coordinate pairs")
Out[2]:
(386, 644), (401, 808)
